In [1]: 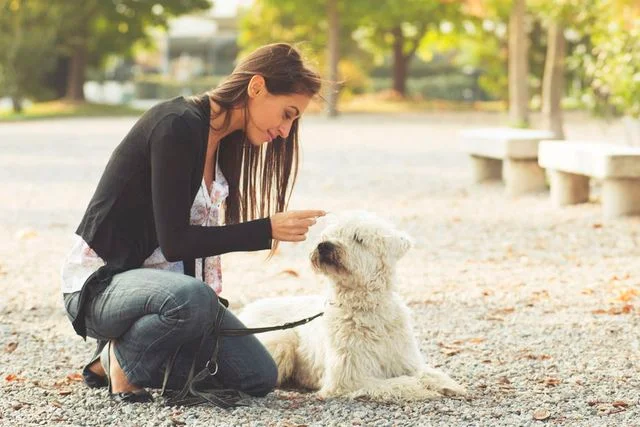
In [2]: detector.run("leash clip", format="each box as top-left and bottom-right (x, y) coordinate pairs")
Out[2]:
(206, 360), (218, 376)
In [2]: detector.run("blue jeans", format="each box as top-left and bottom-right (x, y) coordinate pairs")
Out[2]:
(63, 268), (277, 397)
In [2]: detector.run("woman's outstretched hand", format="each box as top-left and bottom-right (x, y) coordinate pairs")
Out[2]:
(270, 210), (326, 242)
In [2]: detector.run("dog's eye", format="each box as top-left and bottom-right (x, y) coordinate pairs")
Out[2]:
(353, 234), (364, 245)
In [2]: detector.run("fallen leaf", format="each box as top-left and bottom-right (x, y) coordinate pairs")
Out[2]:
(592, 223), (603, 229)
(66, 373), (83, 382)
(533, 408), (551, 420)
(279, 269), (299, 277)
(58, 389), (72, 396)
(497, 376), (511, 385)
(443, 348), (461, 357)
(521, 353), (552, 361)
(468, 338), (486, 344)
(544, 378), (561, 387)
(612, 401), (629, 408)
(610, 305), (634, 315)
(51, 401), (63, 408)
(616, 289), (639, 302)
(5, 374), (25, 382)
(5, 342), (18, 353)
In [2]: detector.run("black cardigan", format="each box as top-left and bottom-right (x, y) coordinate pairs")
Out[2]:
(70, 95), (272, 339)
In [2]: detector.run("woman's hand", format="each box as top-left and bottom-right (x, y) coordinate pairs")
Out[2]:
(270, 210), (326, 242)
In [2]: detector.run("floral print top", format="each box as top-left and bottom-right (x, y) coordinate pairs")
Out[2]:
(61, 155), (229, 295)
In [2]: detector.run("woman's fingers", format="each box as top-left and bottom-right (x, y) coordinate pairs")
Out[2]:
(270, 210), (325, 242)
(290, 210), (326, 219)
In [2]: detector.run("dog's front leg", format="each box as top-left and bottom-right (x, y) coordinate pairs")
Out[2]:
(418, 367), (467, 397)
(346, 376), (443, 402)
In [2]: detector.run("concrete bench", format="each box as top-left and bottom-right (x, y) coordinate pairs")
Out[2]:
(538, 141), (640, 218)
(460, 127), (555, 196)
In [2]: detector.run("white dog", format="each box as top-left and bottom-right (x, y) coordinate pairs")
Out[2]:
(239, 211), (466, 401)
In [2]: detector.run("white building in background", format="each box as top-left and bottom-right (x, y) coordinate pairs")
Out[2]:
(154, 0), (252, 79)
(85, 0), (252, 105)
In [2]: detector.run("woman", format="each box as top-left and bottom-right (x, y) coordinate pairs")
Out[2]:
(61, 43), (325, 403)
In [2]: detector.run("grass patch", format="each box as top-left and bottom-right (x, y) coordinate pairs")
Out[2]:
(0, 101), (144, 122)
(307, 93), (506, 115)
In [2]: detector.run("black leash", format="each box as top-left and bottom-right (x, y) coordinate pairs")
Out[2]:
(162, 305), (324, 408)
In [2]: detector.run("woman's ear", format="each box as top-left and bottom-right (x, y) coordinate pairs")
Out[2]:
(248, 75), (266, 98)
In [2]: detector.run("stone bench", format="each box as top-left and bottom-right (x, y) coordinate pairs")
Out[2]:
(459, 127), (555, 196)
(538, 141), (640, 218)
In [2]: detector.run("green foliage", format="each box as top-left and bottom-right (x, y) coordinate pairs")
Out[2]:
(52, 0), (211, 67)
(238, 0), (373, 94)
(352, 0), (463, 62)
(0, 0), (62, 108)
(571, 1), (640, 118)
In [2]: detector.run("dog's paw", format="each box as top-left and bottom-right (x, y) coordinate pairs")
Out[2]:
(419, 368), (467, 397)
(438, 382), (468, 397)
(317, 386), (338, 400)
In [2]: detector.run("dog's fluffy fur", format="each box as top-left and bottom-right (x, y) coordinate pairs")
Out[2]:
(239, 211), (466, 401)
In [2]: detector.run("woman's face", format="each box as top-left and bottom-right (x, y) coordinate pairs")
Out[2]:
(244, 76), (312, 146)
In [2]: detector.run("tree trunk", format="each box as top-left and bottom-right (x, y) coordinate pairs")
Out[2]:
(508, 0), (529, 127)
(391, 26), (408, 97)
(326, 0), (340, 117)
(65, 44), (87, 101)
(11, 97), (23, 114)
(542, 22), (566, 139)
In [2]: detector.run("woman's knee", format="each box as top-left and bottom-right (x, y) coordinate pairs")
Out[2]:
(243, 354), (278, 397)
(254, 357), (278, 397)
(162, 277), (218, 333)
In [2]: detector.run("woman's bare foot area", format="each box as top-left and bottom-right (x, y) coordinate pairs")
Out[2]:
(106, 342), (144, 393)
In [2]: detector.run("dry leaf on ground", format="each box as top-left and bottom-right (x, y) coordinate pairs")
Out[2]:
(533, 408), (551, 420)
(279, 269), (300, 277)
(5, 342), (18, 353)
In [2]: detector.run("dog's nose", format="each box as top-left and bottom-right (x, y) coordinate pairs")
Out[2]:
(317, 241), (333, 255)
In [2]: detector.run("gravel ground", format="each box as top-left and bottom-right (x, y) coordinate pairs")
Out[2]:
(0, 111), (639, 427)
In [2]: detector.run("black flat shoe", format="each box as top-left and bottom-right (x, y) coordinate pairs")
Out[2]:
(82, 353), (107, 389)
(109, 388), (155, 404)
(100, 341), (154, 403)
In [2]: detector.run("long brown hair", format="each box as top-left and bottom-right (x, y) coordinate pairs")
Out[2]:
(195, 43), (321, 247)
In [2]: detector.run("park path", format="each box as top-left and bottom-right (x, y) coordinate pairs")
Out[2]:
(0, 111), (638, 426)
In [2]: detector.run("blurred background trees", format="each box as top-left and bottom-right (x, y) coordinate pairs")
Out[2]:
(1, 0), (638, 138)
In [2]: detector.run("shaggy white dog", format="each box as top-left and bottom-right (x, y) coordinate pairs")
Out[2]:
(239, 211), (466, 401)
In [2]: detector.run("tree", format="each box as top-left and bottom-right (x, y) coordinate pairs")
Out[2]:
(239, 0), (366, 117)
(571, 0), (640, 120)
(508, 0), (529, 126)
(51, 0), (210, 101)
(353, 0), (462, 97)
(0, 0), (61, 112)
(529, 0), (591, 138)
(326, 0), (340, 116)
